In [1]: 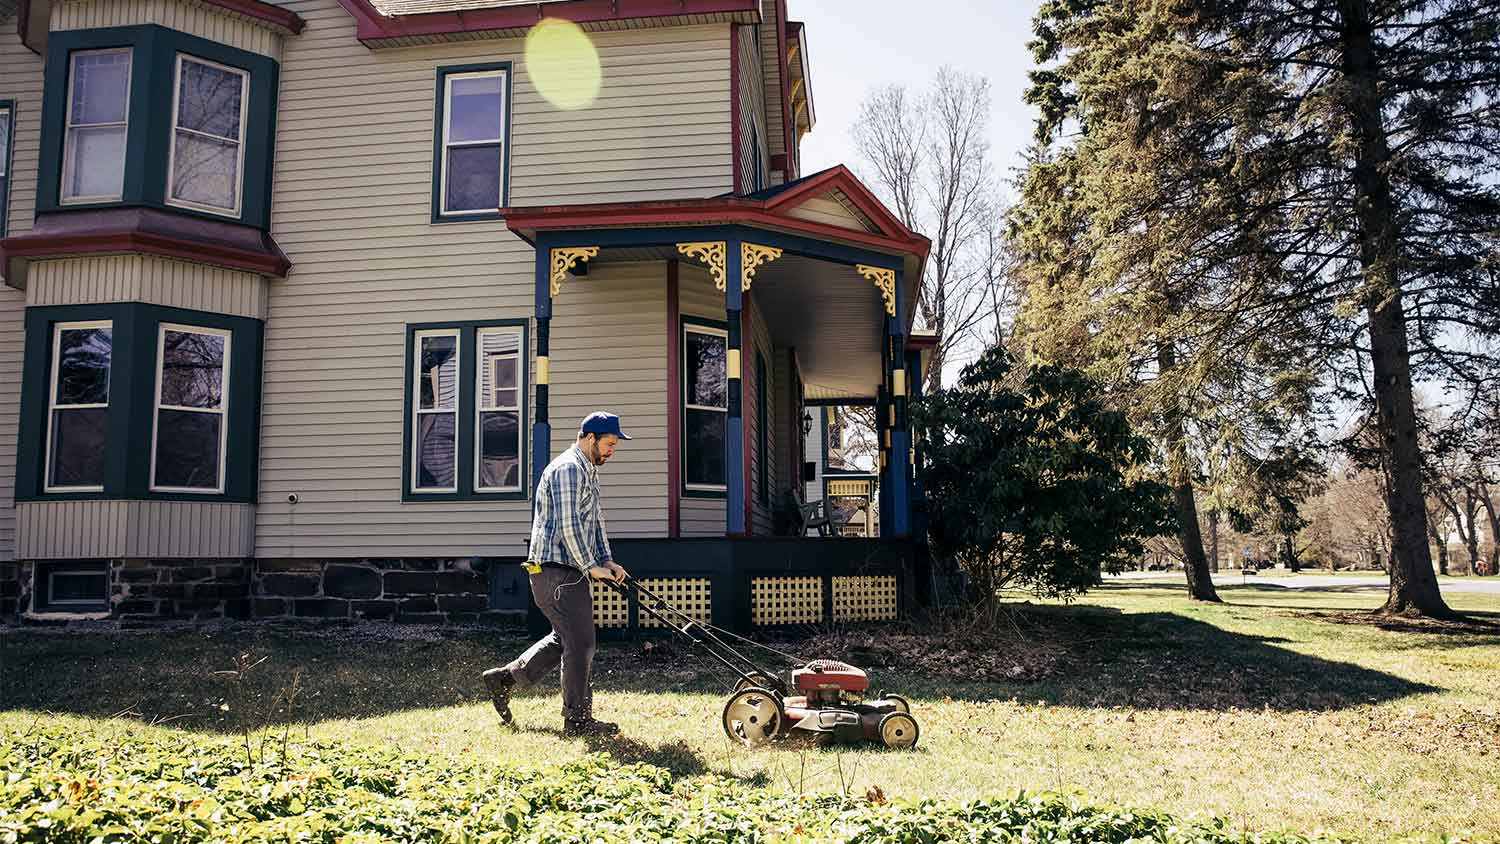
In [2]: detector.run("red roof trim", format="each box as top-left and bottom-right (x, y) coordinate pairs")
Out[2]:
(761, 164), (916, 243)
(203, 0), (306, 34)
(503, 198), (930, 260)
(335, 0), (759, 45)
(3, 230), (292, 278)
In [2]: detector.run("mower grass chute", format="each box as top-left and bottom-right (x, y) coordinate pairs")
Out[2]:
(606, 576), (921, 750)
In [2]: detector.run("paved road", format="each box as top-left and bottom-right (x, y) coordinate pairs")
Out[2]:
(1106, 571), (1500, 593)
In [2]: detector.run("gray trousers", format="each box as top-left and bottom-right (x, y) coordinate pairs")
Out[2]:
(503, 565), (596, 722)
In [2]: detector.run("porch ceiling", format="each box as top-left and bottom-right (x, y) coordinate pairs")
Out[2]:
(750, 255), (884, 401)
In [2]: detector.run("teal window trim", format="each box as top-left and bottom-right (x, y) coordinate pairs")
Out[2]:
(38, 25), (280, 230)
(15, 302), (263, 503)
(681, 315), (728, 500)
(0, 100), (13, 238)
(402, 318), (530, 502)
(430, 61), (513, 224)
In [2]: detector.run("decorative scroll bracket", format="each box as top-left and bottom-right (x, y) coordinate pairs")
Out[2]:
(549, 246), (600, 297)
(676, 241), (727, 291)
(855, 264), (897, 316)
(740, 243), (783, 292)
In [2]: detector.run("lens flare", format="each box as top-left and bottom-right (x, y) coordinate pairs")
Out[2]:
(525, 18), (602, 111)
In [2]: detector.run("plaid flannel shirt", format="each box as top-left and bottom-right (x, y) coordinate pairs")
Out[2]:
(527, 445), (612, 574)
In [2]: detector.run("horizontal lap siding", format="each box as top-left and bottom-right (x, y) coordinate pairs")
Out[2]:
(680, 497), (723, 538)
(27, 256), (269, 319)
(15, 501), (255, 558)
(0, 28), (42, 561)
(786, 196), (873, 233)
(258, 0), (730, 557)
(52, 0), (284, 60)
(548, 262), (667, 539)
(746, 295), (775, 535)
(678, 264), (725, 536)
(759, 0), (784, 166)
(804, 406), (824, 503)
(735, 22), (767, 191)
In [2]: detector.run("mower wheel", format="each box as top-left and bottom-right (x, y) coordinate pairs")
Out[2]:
(735, 672), (776, 693)
(877, 712), (920, 749)
(722, 688), (783, 748)
(876, 693), (911, 714)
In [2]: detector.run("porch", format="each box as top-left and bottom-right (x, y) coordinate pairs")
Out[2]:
(503, 166), (932, 543)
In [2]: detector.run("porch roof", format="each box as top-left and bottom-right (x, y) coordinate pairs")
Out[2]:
(502, 165), (929, 333)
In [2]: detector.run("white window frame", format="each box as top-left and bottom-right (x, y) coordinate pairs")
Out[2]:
(166, 53), (249, 218)
(45, 320), (112, 493)
(149, 323), (231, 494)
(0, 103), (11, 237)
(412, 328), (461, 493)
(683, 323), (729, 493)
(439, 68), (508, 217)
(475, 325), (524, 493)
(61, 47), (132, 205)
(43, 562), (109, 609)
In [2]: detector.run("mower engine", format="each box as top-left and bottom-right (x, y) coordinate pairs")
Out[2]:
(793, 660), (870, 707)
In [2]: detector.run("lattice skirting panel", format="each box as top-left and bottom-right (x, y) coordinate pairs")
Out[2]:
(831, 575), (899, 621)
(590, 580), (630, 629)
(636, 577), (712, 629)
(751, 576), (824, 626)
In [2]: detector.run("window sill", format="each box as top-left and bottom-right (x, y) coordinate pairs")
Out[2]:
(682, 488), (728, 500)
(24, 610), (112, 621)
(402, 491), (529, 503)
(430, 211), (508, 225)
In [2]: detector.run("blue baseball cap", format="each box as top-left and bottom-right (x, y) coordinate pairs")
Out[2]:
(579, 411), (631, 440)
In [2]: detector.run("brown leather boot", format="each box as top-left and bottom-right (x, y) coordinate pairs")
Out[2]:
(481, 668), (515, 725)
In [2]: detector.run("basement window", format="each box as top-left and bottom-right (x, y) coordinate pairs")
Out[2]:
(33, 560), (110, 613)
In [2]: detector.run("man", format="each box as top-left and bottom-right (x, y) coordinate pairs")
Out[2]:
(482, 412), (631, 737)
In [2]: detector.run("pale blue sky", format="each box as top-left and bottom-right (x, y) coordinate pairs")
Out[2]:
(794, 1), (1039, 198)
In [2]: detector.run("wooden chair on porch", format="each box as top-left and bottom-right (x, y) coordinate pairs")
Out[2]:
(799, 499), (833, 537)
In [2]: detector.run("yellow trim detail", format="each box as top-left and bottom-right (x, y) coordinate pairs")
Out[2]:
(549, 247), (599, 297)
(740, 243), (783, 292)
(727, 348), (741, 380)
(677, 241), (727, 291)
(892, 368), (906, 397)
(827, 479), (871, 497)
(536, 355), (550, 386)
(855, 264), (897, 316)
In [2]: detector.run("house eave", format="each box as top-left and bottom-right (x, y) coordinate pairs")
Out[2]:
(335, 0), (762, 48)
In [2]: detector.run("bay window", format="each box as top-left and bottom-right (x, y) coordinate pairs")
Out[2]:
(151, 325), (231, 492)
(167, 55), (248, 216)
(61, 48), (131, 203)
(46, 321), (112, 492)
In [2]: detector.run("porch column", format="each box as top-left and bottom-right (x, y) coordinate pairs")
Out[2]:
(886, 269), (910, 538)
(724, 236), (745, 535)
(533, 243), (598, 494)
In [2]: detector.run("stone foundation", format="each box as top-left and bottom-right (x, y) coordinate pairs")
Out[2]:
(1, 558), (526, 626)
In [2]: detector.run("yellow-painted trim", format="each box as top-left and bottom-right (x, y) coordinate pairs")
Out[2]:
(741, 243), (783, 292)
(677, 241), (727, 291)
(892, 368), (906, 397)
(549, 247), (599, 297)
(536, 355), (550, 386)
(888, 405), (895, 427)
(855, 265), (897, 316)
(727, 348), (741, 380)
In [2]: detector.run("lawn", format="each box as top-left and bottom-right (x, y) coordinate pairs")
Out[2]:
(3, 579), (1498, 842)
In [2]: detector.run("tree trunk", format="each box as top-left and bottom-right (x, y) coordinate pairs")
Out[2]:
(1337, 0), (1451, 617)
(1208, 509), (1220, 574)
(1463, 489), (1481, 577)
(1480, 485), (1499, 576)
(1156, 342), (1219, 602)
(1429, 518), (1449, 576)
(1283, 535), (1301, 572)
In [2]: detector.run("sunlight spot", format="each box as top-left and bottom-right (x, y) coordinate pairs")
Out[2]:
(525, 18), (601, 111)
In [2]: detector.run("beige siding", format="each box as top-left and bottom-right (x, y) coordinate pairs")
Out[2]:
(759, 1), (786, 173)
(257, 0), (733, 557)
(0, 285), (21, 560)
(678, 263), (726, 535)
(52, 0), (285, 60)
(735, 23), (768, 191)
(16, 501), (256, 558)
(549, 261), (667, 538)
(804, 405), (824, 503)
(786, 195), (876, 233)
(27, 256), (270, 319)
(1, 21), (44, 256)
(680, 497), (723, 537)
(746, 294), (776, 535)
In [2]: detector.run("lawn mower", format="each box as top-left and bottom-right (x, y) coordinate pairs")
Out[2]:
(603, 575), (920, 750)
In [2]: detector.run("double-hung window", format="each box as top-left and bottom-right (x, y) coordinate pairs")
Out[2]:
(683, 322), (728, 493)
(46, 321), (112, 492)
(476, 327), (523, 492)
(412, 329), (460, 492)
(406, 321), (527, 499)
(61, 48), (131, 203)
(0, 101), (11, 236)
(436, 65), (509, 218)
(151, 325), (230, 493)
(167, 54), (248, 216)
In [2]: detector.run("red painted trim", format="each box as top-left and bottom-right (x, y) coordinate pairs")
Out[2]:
(776, 0), (795, 180)
(2, 230), (291, 278)
(729, 23), (742, 194)
(504, 200), (930, 261)
(334, 0), (758, 45)
(203, 0), (306, 34)
(905, 333), (939, 351)
(667, 259), (682, 539)
(762, 165), (916, 241)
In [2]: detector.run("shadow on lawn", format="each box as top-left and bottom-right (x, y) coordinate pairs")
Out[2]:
(0, 601), (1451, 733)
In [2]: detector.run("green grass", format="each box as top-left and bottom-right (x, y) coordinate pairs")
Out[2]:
(4, 580), (1498, 842)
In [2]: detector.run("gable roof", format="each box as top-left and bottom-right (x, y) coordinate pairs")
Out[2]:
(334, 0), (762, 47)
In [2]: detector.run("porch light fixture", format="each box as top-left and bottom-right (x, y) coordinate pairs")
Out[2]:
(802, 409), (814, 438)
